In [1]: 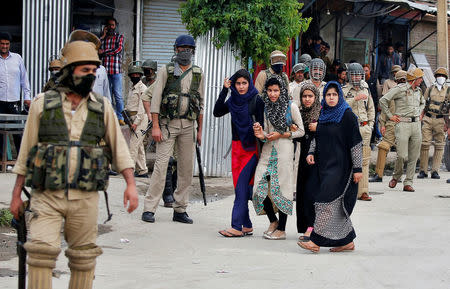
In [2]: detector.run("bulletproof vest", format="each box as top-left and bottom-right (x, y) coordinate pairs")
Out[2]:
(160, 62), (201, 120)
(25, 90), (111, 192)
(424, 85), (450, 115)
(265, 69), (289, 89)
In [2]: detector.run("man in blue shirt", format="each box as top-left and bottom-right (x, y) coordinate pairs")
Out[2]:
(0, 32), (31, 155)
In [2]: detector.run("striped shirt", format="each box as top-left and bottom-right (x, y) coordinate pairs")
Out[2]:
(100, 33), (124, 75)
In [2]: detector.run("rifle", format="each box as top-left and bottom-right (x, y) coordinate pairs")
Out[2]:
(140, 121), (153, 136)
(11, 187), (31, 289)
(195, 144), (207, 206)
(121, 110), (138, 137)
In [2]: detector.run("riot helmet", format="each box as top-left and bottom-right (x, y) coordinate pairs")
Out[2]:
(347, 63), (365, 87)
(309, 58), (326, 82)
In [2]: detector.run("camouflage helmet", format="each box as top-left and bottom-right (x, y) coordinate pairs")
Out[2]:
(142, 59), (157, 71)
(394, 70), (407, 81)
(128, 61), (144, 76)
(347, 62), (365, 87)
(299, 54), (312, 66)
(434, 67), (448, 79)
(270, 50), (286, 65)
(309, 58), (326, 82)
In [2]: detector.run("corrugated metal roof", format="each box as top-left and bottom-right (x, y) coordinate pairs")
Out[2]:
(382, 0), (450, 16)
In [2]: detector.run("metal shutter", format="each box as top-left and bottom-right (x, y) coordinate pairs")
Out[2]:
(142, 0), (188, 66)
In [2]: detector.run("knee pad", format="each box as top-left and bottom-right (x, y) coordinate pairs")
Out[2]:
(65, 246), (103, 271)
(24, 242), (61, 269)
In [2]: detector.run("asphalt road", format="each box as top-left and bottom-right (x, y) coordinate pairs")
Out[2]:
(0, 171), (449, 289)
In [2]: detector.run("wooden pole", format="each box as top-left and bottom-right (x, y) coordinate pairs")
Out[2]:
(436, 0), (448, 68)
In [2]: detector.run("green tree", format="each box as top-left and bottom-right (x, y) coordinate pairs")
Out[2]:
(180, 0), (311, 64)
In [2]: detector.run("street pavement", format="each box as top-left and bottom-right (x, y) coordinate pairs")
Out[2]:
(0, 171), (449, 289)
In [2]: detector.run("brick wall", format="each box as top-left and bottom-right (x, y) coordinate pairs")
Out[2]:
(409, 19), (450, 71)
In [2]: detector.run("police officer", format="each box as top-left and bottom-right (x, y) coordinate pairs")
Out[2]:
(382, 65), (402, 96)
(380, 67), (425, 192)
(418, 67), (449, 179)
(9, 30), (138, 289)
(126, 62), (149, 178)
(291, 58), (327, 105)
(255, 50), (290, 93)
(342, 63), (375, 201)
(142, 34), (204, 224)
(141, 59), (158, 87)
(43, 58), (62, 92)
(298, 53), (312, 80)
(370, 70), (407, 182)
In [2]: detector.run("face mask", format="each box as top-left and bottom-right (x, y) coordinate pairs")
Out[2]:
(436, 76), (446, 86)
(130, 76), (141, 85)
(50, 71), (59, 77)
(175, 50), (193, 66)
(71, 74), (96, 97)
(271, 64), (283, 74)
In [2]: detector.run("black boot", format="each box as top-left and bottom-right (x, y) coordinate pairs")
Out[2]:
(173, 212), (193, 224)
(142, 211), (155, 223)
(430, 171), (440, 179)
(417, 171), (428, 179)
(369, 174), (383, 183)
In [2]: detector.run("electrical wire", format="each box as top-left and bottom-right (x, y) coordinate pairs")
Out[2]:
(87, 0), (137, 15)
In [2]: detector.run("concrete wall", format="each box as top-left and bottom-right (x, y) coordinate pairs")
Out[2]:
(114, 0), (135, 101)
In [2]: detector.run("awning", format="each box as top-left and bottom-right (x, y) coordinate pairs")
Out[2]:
(381, 0), (450, 17)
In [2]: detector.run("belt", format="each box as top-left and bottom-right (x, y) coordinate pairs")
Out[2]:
(425, 112), (443, 119)
(399, 116), (419, 123)
(128, 111), (137, 116)
(360, 121), (368, 126)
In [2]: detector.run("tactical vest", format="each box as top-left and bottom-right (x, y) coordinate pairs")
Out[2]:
(424, 85), (450, 115)
(25, 90), (111, 192)
(160, 62), (201, 120)
(265, 69), (289, 89)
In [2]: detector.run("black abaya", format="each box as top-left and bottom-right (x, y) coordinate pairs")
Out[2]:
(309, 109), (363, 247)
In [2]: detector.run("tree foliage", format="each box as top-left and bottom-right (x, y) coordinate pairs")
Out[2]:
(180, 0), (311, 64)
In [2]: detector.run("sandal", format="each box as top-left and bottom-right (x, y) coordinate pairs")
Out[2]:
(218, 229), (244, 238)
(242, 228), (253, 236)
(297, 241), (320, 253)
(298, 235), (310, 242)
(329, 242), (355, 252)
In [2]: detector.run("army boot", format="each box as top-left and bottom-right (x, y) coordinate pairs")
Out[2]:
(417, 171), (428, 179)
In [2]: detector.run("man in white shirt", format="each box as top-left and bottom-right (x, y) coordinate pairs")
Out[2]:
(92, 64), (111, 102)
(0, 32), (31, 154)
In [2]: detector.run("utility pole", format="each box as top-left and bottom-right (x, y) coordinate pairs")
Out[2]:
(436, 0), (448, 68)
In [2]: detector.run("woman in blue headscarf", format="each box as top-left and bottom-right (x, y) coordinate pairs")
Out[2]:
(214, 69), (264, 237)
(298, 81), (363, 253)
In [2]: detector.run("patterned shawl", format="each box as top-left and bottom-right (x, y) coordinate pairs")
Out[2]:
(262, 75), (290, 133)
(299, 83), (321, 128)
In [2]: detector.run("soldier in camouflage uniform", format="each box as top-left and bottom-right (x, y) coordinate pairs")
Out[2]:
(418, 67), (450, 179)
(42, 58), (62, 92)
(142, 35), (204, 224)
(9, 30), (138, 289)
(126, 62), (149, 177)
